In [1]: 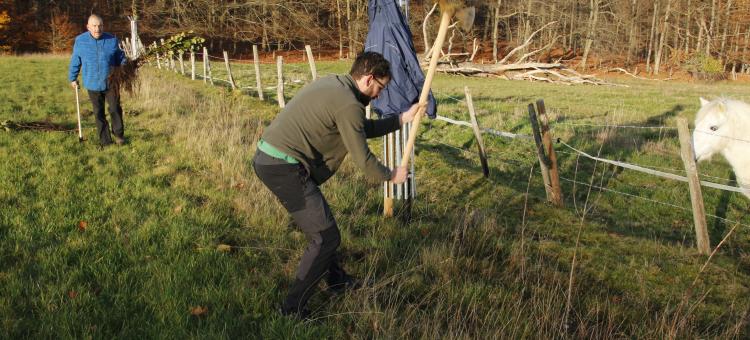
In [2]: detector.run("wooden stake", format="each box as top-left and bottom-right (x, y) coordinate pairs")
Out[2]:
(202, 47), (208, 84)
(465, 86), (489, 177)
(178, 51), (185, 75)
(305, 45), (318, 81)
(537, 100), (563, 207)
(384, 132), (394, 217)
(277, 56), (285, 108)
(529, 103), (553, 201)
(253, 45), (264, 100)
(190, 51), (196, 80)
(677, 117), (711, 255)
(204, 47), (214, 85)
(223, 51), (236, 90)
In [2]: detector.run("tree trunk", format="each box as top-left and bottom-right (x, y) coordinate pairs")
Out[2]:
(684, 0), (692, 54)
(492, 0), (501, 63)
(337, 0), (343, 59)
(580, 0), (600, 71)
(646, 1), (659, 73)
(654, 0), (671, 75)
(707, 0), (716, 55)
(347, 0), (353, 58)
(626, 0), (638, 65)
(696, 19), (705, 53)
(720, 0), (733, 66)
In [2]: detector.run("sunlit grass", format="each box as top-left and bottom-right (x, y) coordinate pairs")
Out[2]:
(1, 55), (748, 338)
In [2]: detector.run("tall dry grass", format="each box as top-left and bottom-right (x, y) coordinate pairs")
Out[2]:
(125, 67), (748, 338)
(131, 67), (289, 235)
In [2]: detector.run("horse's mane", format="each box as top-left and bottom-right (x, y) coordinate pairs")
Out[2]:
(696, 97), (750, 122)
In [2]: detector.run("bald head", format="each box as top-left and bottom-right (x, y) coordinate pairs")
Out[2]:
(87, 15), (103, 39)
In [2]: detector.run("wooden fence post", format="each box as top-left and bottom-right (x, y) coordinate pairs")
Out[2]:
(528, 104), (554, 202)
(464, 86), (489, 177)
(154, 42), (162, 69)
(384, 131), (394, 217)
(253, 45), (264, 100)
(204, 47), (214, 85)
(178, 51), (185, 75)
(677, 117), (711, 255)
(277, 56), (285, 108)
(202, 47), (208, 84)
(536, 100), (564, 207)
(190, 51), (196, 80)
(223, 51), (237, 90)
(305, 45), (317, 81)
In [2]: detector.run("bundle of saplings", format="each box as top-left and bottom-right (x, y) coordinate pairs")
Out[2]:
(109, 31), (205, 94)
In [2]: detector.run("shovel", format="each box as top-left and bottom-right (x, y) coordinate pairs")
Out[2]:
(74, 86), (83, 142)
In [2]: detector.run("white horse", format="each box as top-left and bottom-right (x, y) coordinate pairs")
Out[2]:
(692, 97), (750, 198)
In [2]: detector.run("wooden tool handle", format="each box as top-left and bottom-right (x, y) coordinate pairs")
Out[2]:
(399, 8), (453, 169)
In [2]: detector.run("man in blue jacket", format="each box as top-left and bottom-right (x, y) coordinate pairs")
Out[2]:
(68, 14), (128, 146)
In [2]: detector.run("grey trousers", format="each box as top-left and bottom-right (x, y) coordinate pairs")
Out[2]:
(252, 150), (347, 313)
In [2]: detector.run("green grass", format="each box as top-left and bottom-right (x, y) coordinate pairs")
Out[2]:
(1, 55), (749, 338)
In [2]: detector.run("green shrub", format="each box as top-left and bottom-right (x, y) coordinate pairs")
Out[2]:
(684, 54), (726, 80)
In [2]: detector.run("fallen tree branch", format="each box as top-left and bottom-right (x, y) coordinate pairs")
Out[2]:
(608, 67), (673, 81)
(499, 21), (557, 64)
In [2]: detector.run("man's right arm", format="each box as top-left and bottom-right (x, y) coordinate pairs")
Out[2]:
(68, 41), (81, 88)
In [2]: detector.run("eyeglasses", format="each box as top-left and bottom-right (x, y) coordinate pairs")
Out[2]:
(372, 76), (387, 89)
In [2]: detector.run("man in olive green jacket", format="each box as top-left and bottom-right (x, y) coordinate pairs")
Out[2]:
(253, 52), (418, 318)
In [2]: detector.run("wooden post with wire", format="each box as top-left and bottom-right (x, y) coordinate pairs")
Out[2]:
(204, 47), (214, 85)
(155, 42), (162, 69)
(202, 47), (208, 84)
(223, 51), (237, 90)
(528, 103), (553, 202)
(305, 45), (318, 81)
(536, 100), (563, 207)
(276, 56), (285, 108)
(677, 117), (711, 255)
(178, 51), (185, 75)
(464, 86), (489, 177)
(190, 51), (196, 80)
(253, 45), (264, 100)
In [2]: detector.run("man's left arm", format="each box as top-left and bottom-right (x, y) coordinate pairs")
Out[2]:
(114, 37), (127, 65)
(338, 105), (392, 182)
(363, 103), (419, 138)
(363, 115), (400, 138)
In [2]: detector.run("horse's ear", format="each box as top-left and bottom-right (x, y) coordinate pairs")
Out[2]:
(717, 100), (727, 112)
(699, 97), (710, 107)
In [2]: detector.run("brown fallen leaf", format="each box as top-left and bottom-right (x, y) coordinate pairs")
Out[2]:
(77, 221), (88, 232)
(190, 306), (208, 316)
(173, 205), (183, 213)
(217, 244), (232, 253)
(68, 291), (78, 299)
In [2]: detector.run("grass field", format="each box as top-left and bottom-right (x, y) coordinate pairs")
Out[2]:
(1, 55), (749, 338)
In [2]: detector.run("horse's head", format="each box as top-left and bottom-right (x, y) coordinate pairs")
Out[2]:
(693, 97), (731, 162)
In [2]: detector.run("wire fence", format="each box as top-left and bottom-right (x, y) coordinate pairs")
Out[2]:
(148, 42), (750, 238)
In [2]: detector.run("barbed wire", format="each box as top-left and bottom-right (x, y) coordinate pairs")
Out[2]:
(151, 51), (747, 194)
(693, 129), (750, 144)
(558, 175), (750, 229)
(558, 139), (747, 194)
(552, 122), (677, 130)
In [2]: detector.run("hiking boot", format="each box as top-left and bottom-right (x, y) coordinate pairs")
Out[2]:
(327, 274), (362, 295)
(114, 136), (126, 145)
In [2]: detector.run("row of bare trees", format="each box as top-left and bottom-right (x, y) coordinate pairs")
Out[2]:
(2, 0), (749, 72)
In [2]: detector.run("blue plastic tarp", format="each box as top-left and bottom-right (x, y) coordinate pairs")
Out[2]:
(365, 0), (437, 119)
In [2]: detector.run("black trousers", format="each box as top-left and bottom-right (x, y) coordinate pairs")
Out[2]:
(87, 89), (124, 144)
(252, 150), (347, 313)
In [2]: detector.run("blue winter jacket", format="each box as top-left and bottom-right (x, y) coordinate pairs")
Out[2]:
(68, 32), (127, 91)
